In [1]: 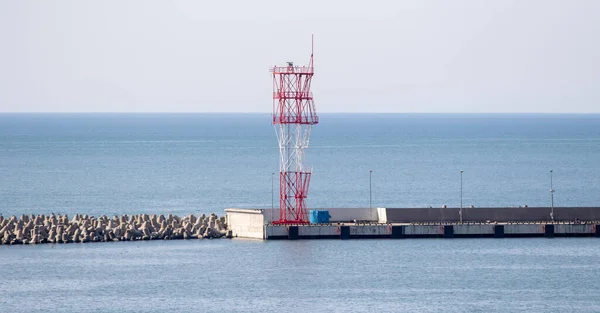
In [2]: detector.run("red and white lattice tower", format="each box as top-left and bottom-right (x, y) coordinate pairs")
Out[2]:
(270, 37), (318, 224)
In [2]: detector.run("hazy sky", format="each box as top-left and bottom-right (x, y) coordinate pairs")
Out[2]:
(1, 0), (599, 113)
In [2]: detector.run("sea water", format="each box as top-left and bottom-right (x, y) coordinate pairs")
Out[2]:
(1, 113), (599, 215)
(1, 113), (599, 312)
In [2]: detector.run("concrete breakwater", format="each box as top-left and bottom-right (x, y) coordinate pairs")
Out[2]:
(226, 207), (600, 239)
(0, 213), (231, 245)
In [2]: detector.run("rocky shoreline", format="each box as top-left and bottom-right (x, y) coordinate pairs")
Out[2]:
(0, 213), (232, 245)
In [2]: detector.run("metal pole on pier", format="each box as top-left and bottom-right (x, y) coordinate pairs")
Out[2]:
(369, 169), (373, 209)
(460, 170), (464, 224)
(550, 170), (554, 221)
(271, 172), (274, 224)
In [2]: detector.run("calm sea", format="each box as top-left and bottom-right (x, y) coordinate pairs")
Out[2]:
(1, 113), (599, 216)
(1, 113), (600, 312)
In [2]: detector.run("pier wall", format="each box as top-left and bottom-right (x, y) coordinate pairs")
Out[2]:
(262, 223), (600, 240)
(225, 209), (265, 239)
(250, 208), (379, 224)
(226, 208), (380, 239)
(325, 208), (378, 222)
(257, 206), (600, 224)
(383, 207), (600, 223)
(225, 207), (600, 240)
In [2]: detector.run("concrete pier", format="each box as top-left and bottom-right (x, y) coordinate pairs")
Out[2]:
(259, 222), (600, 240)
(225, 207), (600, 240)
(4, 207), (599, 243)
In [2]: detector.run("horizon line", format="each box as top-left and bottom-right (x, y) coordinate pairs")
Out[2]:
(1, 111), (600, 114)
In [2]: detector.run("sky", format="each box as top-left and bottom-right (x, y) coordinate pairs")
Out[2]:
(0, 0), (599, 113)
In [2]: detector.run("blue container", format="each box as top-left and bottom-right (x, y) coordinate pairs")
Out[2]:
(309, 211), (318, 224)
(309, 210), (331, 224)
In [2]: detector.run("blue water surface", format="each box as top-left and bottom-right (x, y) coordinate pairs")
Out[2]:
(1, 238), (600, 312)
(1, 113), (600, 313)
(0, 113), (599, 216)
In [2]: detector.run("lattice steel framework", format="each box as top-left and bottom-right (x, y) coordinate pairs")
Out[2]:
(270, 37), (318, 224)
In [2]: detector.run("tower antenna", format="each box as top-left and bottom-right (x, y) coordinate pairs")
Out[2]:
(269, 37), (319, 224)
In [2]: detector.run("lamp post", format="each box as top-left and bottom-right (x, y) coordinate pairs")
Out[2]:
(271, 172), (275, 210)
(271, 172), (275, 224)
(550, 170), (554, 221)
(369, 169), (373, 209)
(460, 170), (464, 224)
